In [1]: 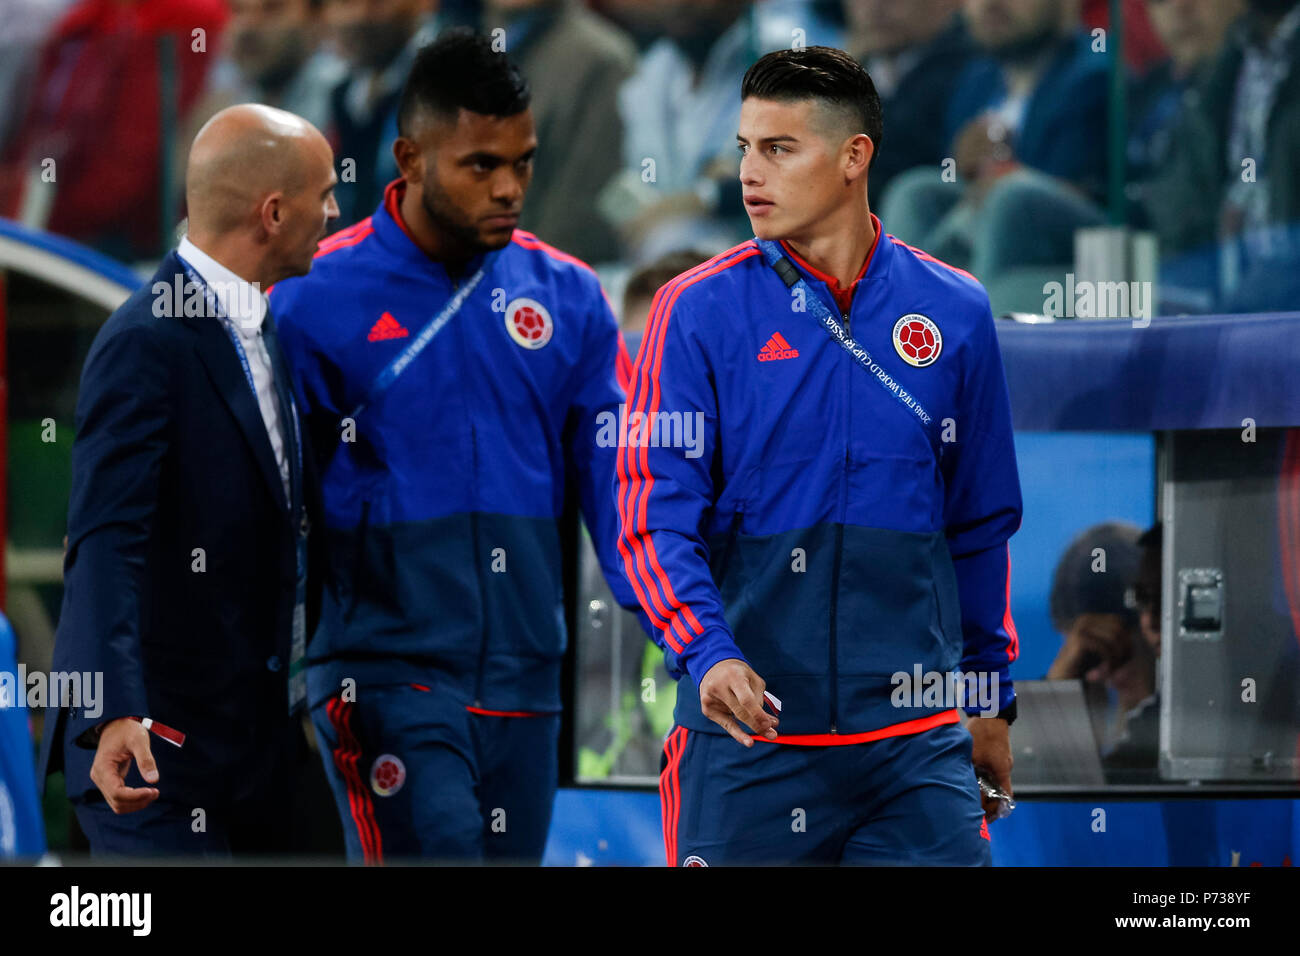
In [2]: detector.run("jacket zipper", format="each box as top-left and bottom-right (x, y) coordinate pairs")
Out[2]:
(470, 420), (487, 706)
(714, 505), (743, 586)
(345, 499), (371, 626)
(828, 521), (842, 735)
(828, 309), (854, 735)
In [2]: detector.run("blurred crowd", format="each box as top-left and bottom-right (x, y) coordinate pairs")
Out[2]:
(2, 0), (1299, 315)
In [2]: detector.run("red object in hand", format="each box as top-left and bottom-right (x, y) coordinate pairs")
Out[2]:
(128, 715), (186, 748)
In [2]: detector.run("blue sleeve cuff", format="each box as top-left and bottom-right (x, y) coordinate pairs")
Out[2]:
(962, 671), (1015, 718)
(679, 626), (747, 687)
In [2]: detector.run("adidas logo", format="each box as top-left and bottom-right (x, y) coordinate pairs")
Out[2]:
(368, 311), (409, 342)
(757, 332), (799, 362)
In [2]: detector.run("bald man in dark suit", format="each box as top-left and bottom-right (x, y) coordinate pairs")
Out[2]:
(38, 105), (339, 856)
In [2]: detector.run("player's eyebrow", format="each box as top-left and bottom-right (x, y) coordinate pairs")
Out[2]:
(460, 147), (537, 167)
(736, 134), (800, 146)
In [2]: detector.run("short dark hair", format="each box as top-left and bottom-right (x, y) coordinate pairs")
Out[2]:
(624, 250), (711, 309)
(740, 46), (883, 167)
(1050, 521), (1142, 633)
(397, 28), (530, 137)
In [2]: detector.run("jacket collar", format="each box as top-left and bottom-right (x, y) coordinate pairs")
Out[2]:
(371, 178), (491, 280)
(152, 252), (292, 516)
(175, 236), (267, 334)
(777, 212), (891, 299)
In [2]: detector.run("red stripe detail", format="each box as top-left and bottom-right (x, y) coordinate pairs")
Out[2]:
(409, 683), (431, 692)
(658, 729), (676, 865)
(315, 219), (374, 258)
(618, 244), (762, 651)
(616, 246), (756, 646)
(889, 236), (980, 284)
(658, 727), (686, 865)
(345, 701), (384, 865)
(618, 250), (721, 647)
(1003, 545), (1019, 662)
(326, 698), (369, 861)
(671, 728), (685, 865)
(465, 706), (544, 717)
(638, 251), (761, 639)
(329, 697), (383, 864)
(616, 337), (634, 397)
(750, 708), (960, 745)
(778, 212), (881, 293)
(317, 218), (370, 248)
(511, 230), (600, 278)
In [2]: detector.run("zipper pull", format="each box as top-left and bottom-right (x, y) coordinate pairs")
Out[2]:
(842, 312), (851, 336)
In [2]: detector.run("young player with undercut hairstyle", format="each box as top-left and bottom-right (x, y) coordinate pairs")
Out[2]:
(619, 46), (1023, 865)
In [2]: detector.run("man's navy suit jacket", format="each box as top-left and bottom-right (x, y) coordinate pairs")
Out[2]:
(37, 251), (325, 806)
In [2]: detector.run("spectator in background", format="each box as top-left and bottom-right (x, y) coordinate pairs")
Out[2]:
(0, 0), (75, 154)
(1127, 0), (1243, 227)
(204, 0), (347, 133)
(619, 248), (707, 354)
(881, 0), (1109, 303)
(324, 0), (438, 226)
(1046, 521), (1160, 776)
(178, 0), (348, 201)
(843, 0), (975, 208)
(0, 0), (230, 259)
(600, 0), (839, 263)
(1143, 0), (1300, 313)
(1108, 523), (1163, 779)
(599, 0), (754, 263)
(481, 0), (637, 265)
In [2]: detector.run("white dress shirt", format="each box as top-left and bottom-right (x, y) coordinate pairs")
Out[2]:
(176, 236), (291, 502)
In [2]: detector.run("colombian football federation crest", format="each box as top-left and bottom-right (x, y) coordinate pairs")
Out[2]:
(370, 754), (406, 797)
(892, 314), (942, 367)
(505, 297), (553, 349)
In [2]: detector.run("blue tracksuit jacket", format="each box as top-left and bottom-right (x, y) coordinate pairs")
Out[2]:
(618, 219), (1023, 741)
(1, 612), (45, 858)
(270, 179), (635, 713)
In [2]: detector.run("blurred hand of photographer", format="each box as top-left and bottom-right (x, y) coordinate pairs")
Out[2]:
(1047, 612), (1134, 683)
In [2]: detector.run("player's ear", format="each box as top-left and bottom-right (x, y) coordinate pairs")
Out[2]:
(845, 133), (873, 183)
(393, 136), (423, 184)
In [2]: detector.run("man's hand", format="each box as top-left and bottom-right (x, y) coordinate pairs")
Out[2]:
(1047, 612), (1134, 682)
(952, 114), (1020, 196)
(698, 659), (779, 747)
(90, 718), (160, 814)
(967, 714), (1013, 822)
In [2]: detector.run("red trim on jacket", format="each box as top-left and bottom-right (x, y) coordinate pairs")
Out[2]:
(778, 214), (883, 314)
(750, 707), (960, 746)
